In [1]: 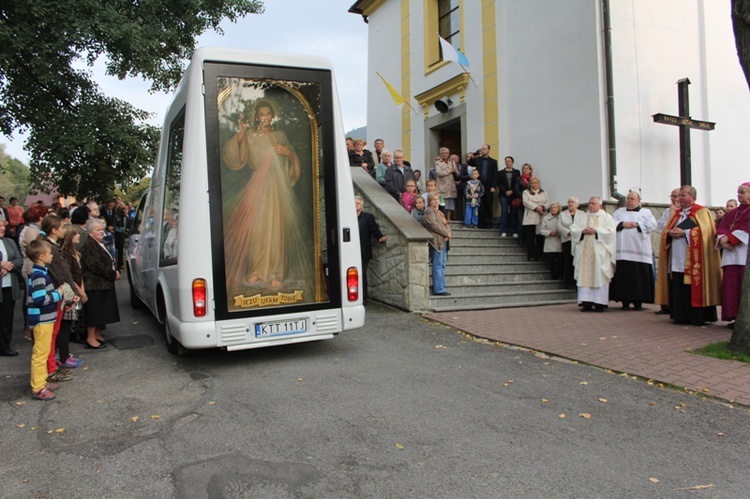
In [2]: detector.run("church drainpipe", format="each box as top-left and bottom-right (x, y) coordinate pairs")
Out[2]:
(602, 0), (625, 206)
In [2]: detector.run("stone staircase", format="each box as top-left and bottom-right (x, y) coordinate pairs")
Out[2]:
(427, 223), (577, 312)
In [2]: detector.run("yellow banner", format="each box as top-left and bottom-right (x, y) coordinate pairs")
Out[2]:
(233, 290), (304, 308)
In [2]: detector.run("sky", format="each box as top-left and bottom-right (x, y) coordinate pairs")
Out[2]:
(0, 0), (368, 165)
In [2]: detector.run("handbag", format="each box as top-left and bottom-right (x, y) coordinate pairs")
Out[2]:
(512, 197), (523, 208)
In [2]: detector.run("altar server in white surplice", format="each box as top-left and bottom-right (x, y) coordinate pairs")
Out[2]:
(571, 196), (617, 312)
(609, 190), (657, 310)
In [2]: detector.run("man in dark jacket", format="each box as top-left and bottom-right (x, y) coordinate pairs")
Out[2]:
(468, 144), (498, 229)
(356, 196), (386, 304)
(384, 149), (416, 201)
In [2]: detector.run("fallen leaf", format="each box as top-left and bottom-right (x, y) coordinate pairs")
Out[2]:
(673, 484), (714, 491)
(717, 432), (726, 437)
(579, 413), (592, 419)
(558, 414), (566, 419)
(598, 398), (608, 403)
(702, 388), (710, 393)
(434, 345), (447, 349)
(55, 428), (64, 433)
(599, 337), (607, 340)
(150, 415), (160, 420)
(16, 423), (25, 428)
(580, 381), (588, 385)
(648, 402), (656, 406)
(30, 427), (37, 431)
(131, 416), (139, 422)
(96, 400), (103, 403)
(679, 402), (687, 408)
(580, 343), (587, 346)
(15, 401), (25, 405)
(541, 399), (548, 403)
(507, 380), (514, 383)
(649, 477), (660, 484)
(208, 401), (216, 406)
(395, 443), (404, 450)
(502, 383), (509, 387)
(132, 321), (139, 324)
(297, 378), (303, 382)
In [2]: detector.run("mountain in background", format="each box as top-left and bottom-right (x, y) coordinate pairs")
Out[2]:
(345, 126), (367, 140)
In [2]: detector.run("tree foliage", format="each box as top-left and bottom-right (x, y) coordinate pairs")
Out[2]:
(0, 144), (30, 201)
(729, 0), (750, 354)
(0, 0), (264, 200)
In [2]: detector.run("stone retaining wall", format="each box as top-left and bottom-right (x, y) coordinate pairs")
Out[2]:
(351, 167), (432, 311)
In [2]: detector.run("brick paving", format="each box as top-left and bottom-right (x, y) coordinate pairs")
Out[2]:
(423, 303), (750, 406)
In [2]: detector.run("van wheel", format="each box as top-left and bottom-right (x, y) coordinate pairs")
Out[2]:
(127, 268), (144, 309)
(164, 316), (179, 355)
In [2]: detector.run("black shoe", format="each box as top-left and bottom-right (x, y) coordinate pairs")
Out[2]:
(581, 305), (592, 312)
(594, 306), (605, 312)
(655, 309), (670, 315)
(85, 341), (107, 350)
(0, 350), (19, 356)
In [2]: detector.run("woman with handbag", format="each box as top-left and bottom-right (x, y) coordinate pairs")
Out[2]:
(522, 176), (550, 262)
(423, 193), (452, 296)
(80, 218), (120, 349)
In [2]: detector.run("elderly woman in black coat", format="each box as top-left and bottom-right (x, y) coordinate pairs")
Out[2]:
(81, 218), (120, 349)
(0, 223), (23, 356)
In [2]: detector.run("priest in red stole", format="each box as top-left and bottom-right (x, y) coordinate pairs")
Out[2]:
(716, 182), (750, 327)
(656, 185), (722, 326)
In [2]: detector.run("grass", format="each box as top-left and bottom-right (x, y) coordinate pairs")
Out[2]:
(693, 341), (750, 363)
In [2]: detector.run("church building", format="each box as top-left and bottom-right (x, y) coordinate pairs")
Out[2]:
(349, 0), (750, 206)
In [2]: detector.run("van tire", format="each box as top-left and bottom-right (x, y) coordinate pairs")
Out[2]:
(157, 289), (180, 355)
(127, 267), (144, 309)
(164, 316), (179, 355)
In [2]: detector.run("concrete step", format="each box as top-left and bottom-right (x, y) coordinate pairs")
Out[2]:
(445, 262), (549, 274)
(449, 238), (524, 249)
(448, 245), (526, 258)
(447, 253), (530, 265)
(441, 280), (567, 295)
(427, 289), (577, 311)
(444, 270), (551, 284)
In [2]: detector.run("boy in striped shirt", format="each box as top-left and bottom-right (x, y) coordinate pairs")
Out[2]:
(26, 240), (64, 400)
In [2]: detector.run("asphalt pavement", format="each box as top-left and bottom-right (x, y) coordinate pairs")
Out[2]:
(1, 284), (750, 497)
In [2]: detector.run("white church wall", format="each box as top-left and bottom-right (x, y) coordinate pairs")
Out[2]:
(364, 1), (404, 157)
(497, 0), (608, 207)
(611, 0), (750, 205)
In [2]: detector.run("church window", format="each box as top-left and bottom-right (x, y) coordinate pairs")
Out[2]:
(438, 0), (460, 52)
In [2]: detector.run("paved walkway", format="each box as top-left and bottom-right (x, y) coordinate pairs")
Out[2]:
(423, 303), (750, 406)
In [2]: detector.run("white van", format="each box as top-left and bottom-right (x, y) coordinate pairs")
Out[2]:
(127, 47), (365, 353)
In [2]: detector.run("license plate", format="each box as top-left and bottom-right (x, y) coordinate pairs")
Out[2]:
(255, 318), (308, 338)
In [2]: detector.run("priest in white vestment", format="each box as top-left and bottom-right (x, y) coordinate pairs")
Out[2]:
(570, 196), (617, 312)
(609, 190), (657, 310)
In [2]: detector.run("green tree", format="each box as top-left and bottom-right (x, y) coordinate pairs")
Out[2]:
(729, 0), (750, 354)
(0, 0), (264, 200)
(0, 144), (30, 201)
(121, 176), (152, 205)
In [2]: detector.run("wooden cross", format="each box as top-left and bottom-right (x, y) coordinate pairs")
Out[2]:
(652, 78), (715, 186)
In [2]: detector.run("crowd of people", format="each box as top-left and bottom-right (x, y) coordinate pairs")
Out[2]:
(0, 197), (134, 401)
(351, 139), (748, 318)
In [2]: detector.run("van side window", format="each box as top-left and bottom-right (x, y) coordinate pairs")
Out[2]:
(160, 110), (184, 266)
(131, 193), (148, 235)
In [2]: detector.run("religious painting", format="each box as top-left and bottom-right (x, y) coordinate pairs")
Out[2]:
(216, 77), (325, 311)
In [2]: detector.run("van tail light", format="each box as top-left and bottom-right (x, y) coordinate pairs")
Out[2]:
(347, 267), (359, 302)
(193, 279), (207, 317)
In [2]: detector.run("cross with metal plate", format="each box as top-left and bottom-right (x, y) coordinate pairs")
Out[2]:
(652, 78), (715, 186)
